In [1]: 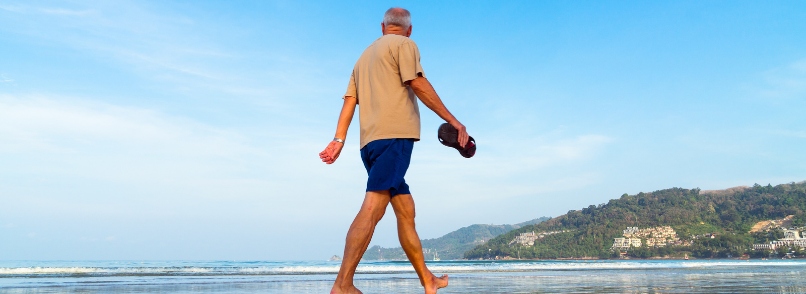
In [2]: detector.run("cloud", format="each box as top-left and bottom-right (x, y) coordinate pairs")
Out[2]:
(0, 94), (293, 201)
(403, 132), (614, 203)
(0, 2), (233, 84)
(0, 94), (261, 156)
(23, 2), (267, 87)
(758, 58), (806, 100)
(768, 129), (806, 139)
(0, 74), (13, 83)
(0, 4), (94, 15)
(0, 93), (339, 221)
(0, 0), (334, 111)
(40, 8), (95, 16)
(419, 133), (613, 177)
(0, 5), (23, 12)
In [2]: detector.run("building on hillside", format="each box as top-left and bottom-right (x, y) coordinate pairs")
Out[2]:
(752, 229), (806, 250)
(623, 227), (639, 235)
(620, 226), (680, 247)
(511, 231), (538, 246)
(784, 230), (801, 240)
(612, 237), (641, 250)
(508, 230), (570, 247)
(692, 233), (716, 239)
(753, 243), (777, 250)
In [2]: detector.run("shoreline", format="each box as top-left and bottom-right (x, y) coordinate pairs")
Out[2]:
(413, 256), (806, 261)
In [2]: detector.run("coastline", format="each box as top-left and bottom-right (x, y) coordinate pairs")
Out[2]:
(3, 259), (806, 293)
(453, 256), (805, 261)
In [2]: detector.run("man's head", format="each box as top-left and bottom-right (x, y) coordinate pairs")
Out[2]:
(382, 7), (412, 37)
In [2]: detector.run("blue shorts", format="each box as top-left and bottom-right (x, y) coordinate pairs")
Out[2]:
(360, 138), (413, 197)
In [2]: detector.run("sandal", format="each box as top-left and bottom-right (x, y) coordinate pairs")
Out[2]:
(438, 123), (476, 158)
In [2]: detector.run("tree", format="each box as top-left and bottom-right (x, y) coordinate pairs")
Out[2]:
(777, 246), (790, 257)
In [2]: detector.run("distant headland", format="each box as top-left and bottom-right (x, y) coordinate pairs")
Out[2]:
(355, 180), (806, 261)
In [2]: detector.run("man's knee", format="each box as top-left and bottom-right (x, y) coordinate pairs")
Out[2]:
(372, 206), (387, 223)
(360, 203), (387, 223)
(390, 194), (416, 220)
(361, 190), (391, 221)
(393, 206), (416, 222)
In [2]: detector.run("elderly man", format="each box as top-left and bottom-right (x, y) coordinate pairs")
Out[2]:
(319, 7), (468, 294)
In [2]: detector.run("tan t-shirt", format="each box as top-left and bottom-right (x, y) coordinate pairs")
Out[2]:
(345, 34), (425, 149)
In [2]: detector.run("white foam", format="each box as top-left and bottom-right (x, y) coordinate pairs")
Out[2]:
(2, 260), (804, 276)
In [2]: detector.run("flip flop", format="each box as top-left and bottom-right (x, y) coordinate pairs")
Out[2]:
(438, 123), (476, 158)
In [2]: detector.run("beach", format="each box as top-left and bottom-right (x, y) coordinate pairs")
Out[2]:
(2, 260), (806, 293)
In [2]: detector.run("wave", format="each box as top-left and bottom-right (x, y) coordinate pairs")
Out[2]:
(2, 260), (804, 277)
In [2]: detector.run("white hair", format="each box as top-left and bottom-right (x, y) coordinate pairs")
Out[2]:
(383, 8), (411, 29)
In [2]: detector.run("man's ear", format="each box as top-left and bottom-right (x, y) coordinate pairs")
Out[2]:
(406, 25), (413, 37)
(381, 23), (386, 35)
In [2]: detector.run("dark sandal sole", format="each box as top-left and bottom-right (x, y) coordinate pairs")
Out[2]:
(438, 123), (476, 158)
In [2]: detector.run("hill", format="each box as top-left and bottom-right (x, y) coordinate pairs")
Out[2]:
(361, 217), (550, 260)
(465, 181), (806, 259)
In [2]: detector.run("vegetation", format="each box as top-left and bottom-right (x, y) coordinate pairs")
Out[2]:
(362, 217), (550, 260)
(465, 181), (806, 259)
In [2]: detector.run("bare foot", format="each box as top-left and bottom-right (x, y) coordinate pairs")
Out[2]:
(330, 285), (363, 294)
(424, 274), (449, 294)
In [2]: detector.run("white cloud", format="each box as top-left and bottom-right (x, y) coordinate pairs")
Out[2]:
(40, 8), (96, 16)
(0, 4), (23, 12)
(417, 133), (613, 177)
(0, 94), (294, 203)
(0, 0), (332, 110)
(768, 129), (806, 139)
(0, 4), (94, 15)
(759, 58), (806, 100)
(0, 94), (261, 157)
(0, 93), (343, 222)
(0, 2), (235, 84)
(403, 132), (613, 204)
(0, 74), (13, 83)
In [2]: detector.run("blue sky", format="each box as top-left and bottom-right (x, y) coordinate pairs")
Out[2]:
(1, 0), (805, 260)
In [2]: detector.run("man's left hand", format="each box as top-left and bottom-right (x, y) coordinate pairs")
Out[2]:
(319, 140), (344, 164)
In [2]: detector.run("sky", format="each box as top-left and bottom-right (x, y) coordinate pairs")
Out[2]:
(1, 0), (805, 261)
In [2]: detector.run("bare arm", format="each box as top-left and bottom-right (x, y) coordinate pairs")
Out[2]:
(319, 96), (357, 164)
(407, 77), (469, 147)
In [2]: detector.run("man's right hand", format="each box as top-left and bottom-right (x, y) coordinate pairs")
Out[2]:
(319, 140), (344, 164)
(450, 120), (469, 148)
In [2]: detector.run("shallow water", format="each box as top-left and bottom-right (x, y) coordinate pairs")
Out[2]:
(2, 259), (805, 293)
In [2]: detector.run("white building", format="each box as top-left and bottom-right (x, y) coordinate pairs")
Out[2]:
(753, 243), (777, 250)
(510, 231), (539, 246)
(784, 230), (801, 240)
(623, 227), (639, 235)
(753, 229), (806, 250)
(612, 238), (642, 250)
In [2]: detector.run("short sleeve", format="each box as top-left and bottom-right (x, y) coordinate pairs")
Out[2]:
(344, 70), (357, 100)
(398, 39), (425, 84)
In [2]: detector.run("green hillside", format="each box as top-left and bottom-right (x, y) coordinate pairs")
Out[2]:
(362, 217), (550, 260)
(465, 181), (806, 259)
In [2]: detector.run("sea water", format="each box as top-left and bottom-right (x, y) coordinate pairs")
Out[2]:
(2, 259), (806, 293)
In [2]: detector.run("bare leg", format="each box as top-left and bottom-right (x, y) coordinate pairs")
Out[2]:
(331, 190), (391, 294)
(390, 194), (448, 294)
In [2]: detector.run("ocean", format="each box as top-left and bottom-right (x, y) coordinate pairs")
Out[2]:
(2, 259), (806, 293)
